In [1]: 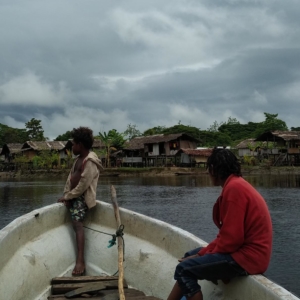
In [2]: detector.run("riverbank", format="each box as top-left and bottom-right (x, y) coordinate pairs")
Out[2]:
(1, 165), (300, 179)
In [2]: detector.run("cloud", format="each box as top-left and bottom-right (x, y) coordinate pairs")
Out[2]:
(253, 90), (268, 105)
(1, 0), (300, 139)
(0, 72), (69, 107)
(39, 107), (131, 140)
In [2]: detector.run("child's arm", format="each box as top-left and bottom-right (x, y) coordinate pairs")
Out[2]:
(57, 170), (72, 204)
(63, 160), (98, 200)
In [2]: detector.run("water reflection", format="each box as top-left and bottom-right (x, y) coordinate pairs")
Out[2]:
(245, 174), (300, 188)
(0, 174), (300, 297)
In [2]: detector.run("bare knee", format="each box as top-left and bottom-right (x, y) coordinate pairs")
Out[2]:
(72, 220), (83, 232)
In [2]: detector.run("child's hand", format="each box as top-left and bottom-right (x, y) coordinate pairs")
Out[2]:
(57, 197), (65, 203)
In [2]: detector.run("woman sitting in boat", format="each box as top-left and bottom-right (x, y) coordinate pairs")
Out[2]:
(167, 148), (273, 300)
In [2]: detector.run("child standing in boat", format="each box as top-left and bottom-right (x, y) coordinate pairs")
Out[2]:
(58, 127), (103, 276)
(167, 148), (273, 300)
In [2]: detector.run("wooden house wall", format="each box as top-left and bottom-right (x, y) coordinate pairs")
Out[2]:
(59, 150), (68, 159)
(195, 156), (208, 163)
(165, 142), (170, 155)
(180, 140), (196, 149)
(238, 149), (251, 157)
(148, 144), (159, 156)
(23, 150), (36, 160)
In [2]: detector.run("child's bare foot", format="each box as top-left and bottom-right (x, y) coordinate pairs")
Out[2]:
(72, 262), (85, 276)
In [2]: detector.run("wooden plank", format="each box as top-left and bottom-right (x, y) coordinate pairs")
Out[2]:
(51, 276), (119, 284)
(52, 280), (126, 294)
(64, 282), (107, 298)
(48, 288), (145, 299)
(97, 288), (145, 297)
(49, 295), (162, 300)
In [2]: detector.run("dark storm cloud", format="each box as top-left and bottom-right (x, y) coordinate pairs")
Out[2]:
(1, 0), (300, 139)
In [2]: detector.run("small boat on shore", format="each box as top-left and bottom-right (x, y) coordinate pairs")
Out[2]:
(0, 188), (299, 300)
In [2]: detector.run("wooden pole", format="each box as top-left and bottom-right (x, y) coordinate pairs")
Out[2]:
(110, 185), (125, 300)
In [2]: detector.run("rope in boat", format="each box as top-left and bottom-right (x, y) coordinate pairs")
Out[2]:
(83, 224), (125, 276)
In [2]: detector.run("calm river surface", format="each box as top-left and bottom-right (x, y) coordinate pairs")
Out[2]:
(0, 174), (300, 297)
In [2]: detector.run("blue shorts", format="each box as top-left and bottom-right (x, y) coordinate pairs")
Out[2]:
(175, 247), (247, 298)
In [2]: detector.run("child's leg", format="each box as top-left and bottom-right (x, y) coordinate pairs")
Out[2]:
(72, 220), (85, 275)
(69, 196), (88, 276)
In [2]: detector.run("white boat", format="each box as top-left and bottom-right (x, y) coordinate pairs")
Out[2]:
(0, 197), (299, 300)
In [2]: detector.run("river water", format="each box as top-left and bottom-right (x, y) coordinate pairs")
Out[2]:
(0, 174), (299, 297)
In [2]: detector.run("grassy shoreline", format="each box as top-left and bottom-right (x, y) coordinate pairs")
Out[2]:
(1, 165), (300, 179)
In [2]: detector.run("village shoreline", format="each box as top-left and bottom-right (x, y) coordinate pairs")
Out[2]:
(1, 165), (300, 179)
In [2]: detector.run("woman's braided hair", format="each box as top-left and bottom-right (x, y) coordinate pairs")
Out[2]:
(207, 148), (242, 180)
(72, 127), (94, 149)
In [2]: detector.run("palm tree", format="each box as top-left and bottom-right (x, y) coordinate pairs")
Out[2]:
(98, 131), (117, 167)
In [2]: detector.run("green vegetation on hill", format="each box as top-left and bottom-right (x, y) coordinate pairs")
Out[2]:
(0, 112), (293, 148)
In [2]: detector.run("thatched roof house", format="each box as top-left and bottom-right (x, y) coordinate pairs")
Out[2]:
(0, 143), (23, 155)
(21, 141), (67, 160)
(0, 143), (24, 162)
(255, 131), (300, 142)
(21, 141), (67, 151)
(255, 131), (300, 154)
(236, 139), (269, 157)
(236, 138), (256, 149)
(124, 133), (201, 156)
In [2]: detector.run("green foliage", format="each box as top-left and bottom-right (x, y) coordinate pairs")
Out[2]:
(218, 120), (258, 141)
(64, 149), (74, 168)
(25, 118), (46, 141)
(207, 120), (224, 132)
(32, 151), (59, 169)
(13, 155), (31, 170)
(253, 113), (288, 137)
(243, 155), (256, 166)
(291, 126), (300, 131)
(55, 130), (72, 141)
(98, 129), (125, 167)
(98, 129), (125, 150)
(143, 126), (166, 136)
(0, 123), (28, 145)
(123, 123), (141, 140)
(161, 124), (201, 140)
(198, 130), (232, 147)
(13, 155), (30, 164)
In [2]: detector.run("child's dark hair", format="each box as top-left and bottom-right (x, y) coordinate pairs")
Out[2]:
(207, 148), (242, 179)
(71, 127), (94, 149)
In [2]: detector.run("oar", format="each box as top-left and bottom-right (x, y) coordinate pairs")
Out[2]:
(110, 185), (125, 300)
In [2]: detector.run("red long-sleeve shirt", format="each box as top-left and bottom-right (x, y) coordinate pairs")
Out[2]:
(198, 175), (273, 274)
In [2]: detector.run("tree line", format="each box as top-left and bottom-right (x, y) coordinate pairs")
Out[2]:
(1, 113), (300, 151)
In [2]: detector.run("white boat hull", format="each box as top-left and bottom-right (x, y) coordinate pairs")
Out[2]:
(0, 201), (298, 300)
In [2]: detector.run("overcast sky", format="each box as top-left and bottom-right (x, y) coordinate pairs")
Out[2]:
(1, 0), (300, 140)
